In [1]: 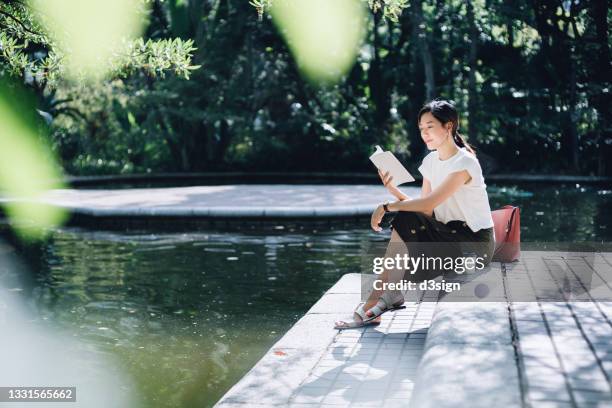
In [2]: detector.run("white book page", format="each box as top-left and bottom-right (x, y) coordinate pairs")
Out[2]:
(369, 145), (415, 186)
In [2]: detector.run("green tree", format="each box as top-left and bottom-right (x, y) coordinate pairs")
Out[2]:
(11, 0), (608, 176)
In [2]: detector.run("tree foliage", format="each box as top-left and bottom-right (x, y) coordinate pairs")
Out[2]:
(2, 0), (610, 176)
(0, 0), (198, 92)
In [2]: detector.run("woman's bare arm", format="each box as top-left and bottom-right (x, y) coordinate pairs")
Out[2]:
(421, 178), (432, 198)
(387, 171), (470, 214)
(420, 178), (433, 216)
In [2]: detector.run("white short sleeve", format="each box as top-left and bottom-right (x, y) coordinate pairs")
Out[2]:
(418, 153), (433, 181)
(450, 154), (485, 186)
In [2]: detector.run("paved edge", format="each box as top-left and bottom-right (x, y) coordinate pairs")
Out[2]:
(66, 205), (378, 218)
(408, 262), (522, 408)
(0, 185), (423, 220)
(63, 172), (612, 187)
(214, 273), (363, 407)
(0, 201), (379, 219)
(215, 265), (524, 407)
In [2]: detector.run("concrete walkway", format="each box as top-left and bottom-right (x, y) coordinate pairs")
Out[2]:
(215, 251), (612, 407)
(0, 185), (420, 219)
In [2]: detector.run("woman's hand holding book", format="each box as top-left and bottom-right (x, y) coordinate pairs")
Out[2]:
(378, 169), (410, 201)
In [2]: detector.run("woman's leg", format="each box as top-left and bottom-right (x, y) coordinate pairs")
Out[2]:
(335, 211), (440, 328)
(363, 228), (408, 314)
(362, 210), (450, 319)
(334, 229), (409, 328)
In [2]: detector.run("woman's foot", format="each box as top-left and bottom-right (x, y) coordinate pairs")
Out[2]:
(333, 303), (382, 329)
(333, 314), (381, 329)
(363, 293), (405, 322)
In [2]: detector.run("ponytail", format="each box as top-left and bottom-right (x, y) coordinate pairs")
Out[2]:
(453, 130), (476, 156)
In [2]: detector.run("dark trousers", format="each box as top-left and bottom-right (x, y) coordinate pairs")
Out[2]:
(390, 210), (495, 282)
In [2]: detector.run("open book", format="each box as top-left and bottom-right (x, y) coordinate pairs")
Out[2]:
(369, 145), (415, 186)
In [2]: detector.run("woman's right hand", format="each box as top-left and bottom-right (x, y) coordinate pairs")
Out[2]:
(378, 169), (409, 201)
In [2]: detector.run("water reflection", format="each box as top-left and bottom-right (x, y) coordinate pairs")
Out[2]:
(487, 183), (611, 241)
(0, 243), (140, 408)
(2, 228), (373, 408)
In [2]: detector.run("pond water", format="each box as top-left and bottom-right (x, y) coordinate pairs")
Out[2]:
(0, 183), (610, 407)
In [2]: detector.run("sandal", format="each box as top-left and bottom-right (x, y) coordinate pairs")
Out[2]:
(362, 294), (405, 323)
(334, 302), (381, 330)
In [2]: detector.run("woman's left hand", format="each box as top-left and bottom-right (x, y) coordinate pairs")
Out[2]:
(370, 204), (385, 232)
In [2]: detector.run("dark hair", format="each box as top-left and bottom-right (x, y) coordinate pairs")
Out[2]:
(417, 98), (475, 155)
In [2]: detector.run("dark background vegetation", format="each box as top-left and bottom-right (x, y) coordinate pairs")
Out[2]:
(1, 0), (610, 176)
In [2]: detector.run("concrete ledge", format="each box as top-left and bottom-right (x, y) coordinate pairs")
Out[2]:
(215, 274), (361, 407)
(215, 271), (439, 407)
(409, 304), (521, 407)
(0, 185), (420, 223)
(215, 268), (525, 408)
(216, 252), (612, 407)
(409, 343), (520, 408)
(409, 265), (521, 407)
(62, 172), (612, 188)
(424, 302), (512, 347)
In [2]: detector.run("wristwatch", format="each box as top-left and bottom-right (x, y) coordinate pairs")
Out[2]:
(382, 202), (390, 213)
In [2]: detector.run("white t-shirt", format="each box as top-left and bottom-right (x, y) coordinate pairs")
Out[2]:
(418, 147), (494, 233)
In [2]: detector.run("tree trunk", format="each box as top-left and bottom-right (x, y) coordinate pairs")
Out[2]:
(589, 0), (612, 175)
(410, 0), (435, 100)
(567, 47), (579, 172)
(466, 1), (479, 143)
(369, 11), (391, 127)
(507, 18), (514, 49)
(532, 0), (578, 172)
(215, 119), (231, 168)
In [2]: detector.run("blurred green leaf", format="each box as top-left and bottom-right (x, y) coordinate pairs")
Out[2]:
(269, 0), (366, 85)
(29, 0), (146, 80)
(0, 82), (67, 239)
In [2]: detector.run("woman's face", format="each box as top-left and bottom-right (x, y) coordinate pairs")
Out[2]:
(418, 112), (451, 150)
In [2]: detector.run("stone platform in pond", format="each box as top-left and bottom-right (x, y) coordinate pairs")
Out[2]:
(215, 251), (612, 407)
(0, 185), (420, 223)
